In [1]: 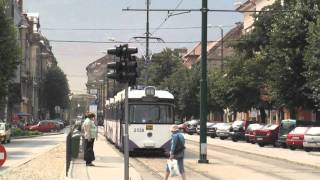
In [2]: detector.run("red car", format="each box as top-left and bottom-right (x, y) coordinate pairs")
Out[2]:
(286, 127), (309, 150)
(245, 123), (264, 144)
(29, 120), (58, 132)
(255, 124), (280, 147)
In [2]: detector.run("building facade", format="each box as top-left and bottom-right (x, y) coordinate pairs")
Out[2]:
(86, 55), (113, 123)
(3, 0), (57, 125)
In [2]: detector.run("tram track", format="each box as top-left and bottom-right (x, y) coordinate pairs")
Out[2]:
(186, 139), (320, 180)
(187, 139), (320, 170)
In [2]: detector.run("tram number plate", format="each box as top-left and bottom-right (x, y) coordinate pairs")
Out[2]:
(146, 124), (153, 130)
(134, 128), (144, 132)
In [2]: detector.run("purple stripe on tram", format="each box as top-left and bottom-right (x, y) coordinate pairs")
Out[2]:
(128, 139), (139, 151)
(160, 139), (172, 153)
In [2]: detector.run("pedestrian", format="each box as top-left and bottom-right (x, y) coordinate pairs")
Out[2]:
(82, 112), (97, 166)
(165, 125), (186, 180)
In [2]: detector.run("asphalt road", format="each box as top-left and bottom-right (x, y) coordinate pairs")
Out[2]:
(0, 128), (68, 174)
(130, 136), (320, 180)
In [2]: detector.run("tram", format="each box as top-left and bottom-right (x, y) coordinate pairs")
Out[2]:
(104, 86), (175, 154)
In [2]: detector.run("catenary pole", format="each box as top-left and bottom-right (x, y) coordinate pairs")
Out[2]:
(145, 0), (150, 85)
(124, 82), (129, 180)
(199, 0), (208, 164)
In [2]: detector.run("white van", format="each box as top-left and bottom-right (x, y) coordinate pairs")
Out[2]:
(0, 123), (11, 144)
(303, 127), (320, 152)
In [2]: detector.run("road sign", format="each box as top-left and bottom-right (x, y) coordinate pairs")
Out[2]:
(0, 145), (7, 167)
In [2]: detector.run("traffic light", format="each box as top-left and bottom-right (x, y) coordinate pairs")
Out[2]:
(126, 55), (138, 86)
(123, 46), (138, 86)
(106, 44), (138, 85)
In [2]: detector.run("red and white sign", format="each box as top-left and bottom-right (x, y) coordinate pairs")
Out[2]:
(0, 145), (7, 167)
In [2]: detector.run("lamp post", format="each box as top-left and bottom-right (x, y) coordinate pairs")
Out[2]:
(208, 25), (224, 71)
(218, 25), (224, 71)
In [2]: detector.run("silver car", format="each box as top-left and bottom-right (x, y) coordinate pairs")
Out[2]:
(216, 123), (231, 140)
(303, 127), (320, 152)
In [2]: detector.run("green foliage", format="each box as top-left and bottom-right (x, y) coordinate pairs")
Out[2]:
(304, 15), (320, 107)
(43, 66), (70, 118)
(0, 2), (20, 99)
(138, 48), (200, 119)
(161, 65), (200, 119)
(228, 0), (319, 118)
(139, 48), (182, 87)
(12, 128), (42, 137)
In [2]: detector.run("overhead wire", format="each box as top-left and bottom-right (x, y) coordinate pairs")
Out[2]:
(151, 0), (185, 35)
(48, 39), (246, 44)
(41, 25), (234, 31)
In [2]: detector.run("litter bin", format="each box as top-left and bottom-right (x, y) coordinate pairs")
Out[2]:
(71, 131), (81, 158)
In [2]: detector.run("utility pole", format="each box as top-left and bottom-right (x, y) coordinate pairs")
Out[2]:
(146, 0), (150, 61)
(124, 83), (129, 180)
(199, 0), (208, 164)
(145, 0), (150, 86)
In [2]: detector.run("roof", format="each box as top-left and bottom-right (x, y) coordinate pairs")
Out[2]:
(236, 0), (255, 11)
(182, 22), (243, 66)
(86, 54), (113, 71)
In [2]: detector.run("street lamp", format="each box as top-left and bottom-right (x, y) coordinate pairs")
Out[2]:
(218, 25), (224, 71)
(208, 24), (224, 70)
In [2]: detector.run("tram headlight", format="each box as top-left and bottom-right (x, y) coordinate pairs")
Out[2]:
(147, 132), (153, 137)
(145, 86), (155, 96)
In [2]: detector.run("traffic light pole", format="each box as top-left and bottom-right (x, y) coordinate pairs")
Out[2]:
(124, 83), (129, 180)
(199, 0), (208, 164)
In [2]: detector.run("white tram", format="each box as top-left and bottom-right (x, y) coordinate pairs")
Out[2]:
(104, 86), (175, 154)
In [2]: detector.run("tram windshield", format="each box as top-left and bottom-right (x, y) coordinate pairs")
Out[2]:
(129, 104), (174, 124)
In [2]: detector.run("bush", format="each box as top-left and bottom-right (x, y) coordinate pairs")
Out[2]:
(12, 128), (42, 137)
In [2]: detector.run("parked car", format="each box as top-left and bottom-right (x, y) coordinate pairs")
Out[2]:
(185, 119), (200, 135)
(277, 119), (314, 148)
(230, 120), (256, 142)
(196, 122), (216, 137)
(255, 124), (280, 147)
(303, 127), (320, 152)
(216, 123), (231, 140)
(245, 123), (264, 144)
(0, 122), (11, 144)
(29, 120), (58, 132)
(286, 127), (309, 150)
(177, 122), (188, 132)
(51, 120), (64, 130)
(207, 122), (218, 138)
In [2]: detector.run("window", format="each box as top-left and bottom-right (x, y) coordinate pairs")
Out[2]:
(129, 104), (173, 124)
(306, 127), (320, 136)
(291, 127), (308, 134)
(265, 124), (278, 130)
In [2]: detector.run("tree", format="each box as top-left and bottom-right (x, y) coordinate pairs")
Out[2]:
(264, 0), (318, 117)
(228, 0), (319, 120)
(139, 48), (182, 87)
(0, 1), (20, 102)
(304, 15), (320, 107)
(43, 66), (70, 118)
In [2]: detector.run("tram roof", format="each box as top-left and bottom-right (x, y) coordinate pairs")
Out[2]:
(106, 88), (174, 105)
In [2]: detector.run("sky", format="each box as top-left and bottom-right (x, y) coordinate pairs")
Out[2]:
(24, 0), (246, 94)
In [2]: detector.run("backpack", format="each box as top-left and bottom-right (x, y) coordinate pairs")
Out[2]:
(173, 134), (185, 155)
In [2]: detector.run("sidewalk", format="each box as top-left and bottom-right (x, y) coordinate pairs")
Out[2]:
(185, 134), (320, 169)
(66, 133), (142, 180)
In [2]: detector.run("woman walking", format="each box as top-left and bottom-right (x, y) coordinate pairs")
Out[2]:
(83, 112), (97, 166)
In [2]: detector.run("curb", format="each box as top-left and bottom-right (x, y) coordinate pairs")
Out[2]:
(187, 138), (320, 169)
(12, 132), (65, 139)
